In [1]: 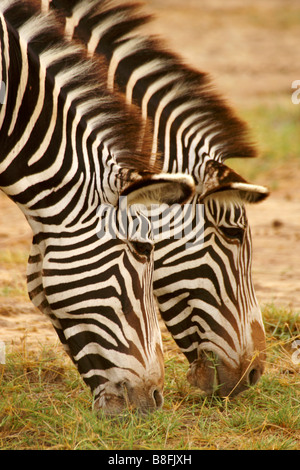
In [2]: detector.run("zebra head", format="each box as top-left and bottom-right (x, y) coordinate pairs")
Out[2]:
(154, 161), (268, 397)
(27, 172), (195, 415)
(36, 0), (270, 399)
(0, 1), (197, 414)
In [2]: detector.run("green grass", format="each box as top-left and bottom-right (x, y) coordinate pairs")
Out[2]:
(0, 277), (27, 298)
(0, 249), (28, 266)
(228, 103), (300, 187)
(0, 306), (299, 450)
(0, 94), (299, 450)
(0, 249), (28, 298)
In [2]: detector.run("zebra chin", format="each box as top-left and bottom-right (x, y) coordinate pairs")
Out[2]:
(186, 349), (266, 398)
(93, 381), (164, 415)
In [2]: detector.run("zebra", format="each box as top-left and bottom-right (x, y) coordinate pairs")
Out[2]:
(48, 0), (270, 397)
(0, 0), (195, 414)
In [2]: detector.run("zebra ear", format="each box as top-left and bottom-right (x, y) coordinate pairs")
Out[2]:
(197, 161), (269, 203)
(120, 173), (195, 208)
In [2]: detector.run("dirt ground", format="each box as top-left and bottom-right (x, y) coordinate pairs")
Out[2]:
(0, 0), (299, 350)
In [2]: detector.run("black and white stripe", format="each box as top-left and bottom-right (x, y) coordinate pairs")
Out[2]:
(0, 0), (195, 413)
(49, 0), (270, 396)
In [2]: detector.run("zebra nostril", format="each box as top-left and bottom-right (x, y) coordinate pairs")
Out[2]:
(152, 388), (164, 409)
(248, 367), (261, 386)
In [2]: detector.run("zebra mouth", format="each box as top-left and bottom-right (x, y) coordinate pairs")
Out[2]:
(93, 381), (164, 415)
(121, 381), (164, 412)
(186, 350), (220, 395)
(187, 350), (264, 397)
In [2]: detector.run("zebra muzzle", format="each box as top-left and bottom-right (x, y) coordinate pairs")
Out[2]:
(186, 350), (264, 397)
(186, 351), (219, 395)
(93, 381), (164, 415)
(124, 381), (164, 413)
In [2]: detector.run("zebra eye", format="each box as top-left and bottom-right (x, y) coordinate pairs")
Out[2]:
(219, 226), (245, 243)
(130, 241), (153, 258)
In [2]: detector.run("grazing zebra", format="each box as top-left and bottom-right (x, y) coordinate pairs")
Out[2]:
(48, 0), (270, 397)
(0, 0), (195, 414)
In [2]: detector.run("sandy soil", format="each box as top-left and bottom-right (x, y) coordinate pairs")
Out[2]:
(0, 0), (299, 350)
(147, 0), (300, 108)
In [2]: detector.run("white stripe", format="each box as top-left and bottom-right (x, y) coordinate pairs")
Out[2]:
(183, 113), (209, 148)
(7, 37), (29, 136)
(64, 323), (119, 348)
(0, 15), (9, 130)
(125, 59), (168, 105)
(151, 86), (183, 169)
(107, 36), (146, 91)
(41, 0), (50, 14)
(0, 64), (47, 178)
(87, 11), (129, 56)
(18, 13), (52, 43)
(65, 0), (99, 40)
(164, 100), (199, 172)
(141, 72), (181, 121)
(73, 342), (143, 369)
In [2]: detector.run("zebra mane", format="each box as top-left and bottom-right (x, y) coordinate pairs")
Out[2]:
(0, 0), (158, 174)
(53, 0), (257, 162)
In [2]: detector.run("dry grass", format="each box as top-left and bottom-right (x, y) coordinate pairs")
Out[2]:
(0, 0), (299, 451)
(0, 306), (299, 450)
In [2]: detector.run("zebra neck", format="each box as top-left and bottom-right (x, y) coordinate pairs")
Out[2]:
(53, 0), (257, 177)
(0, 2), (147, 221)
(104, 38), (256, 177)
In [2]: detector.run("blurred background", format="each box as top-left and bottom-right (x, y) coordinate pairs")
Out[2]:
(0, 0), (299, 348)
(143, 0), (300, 310)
